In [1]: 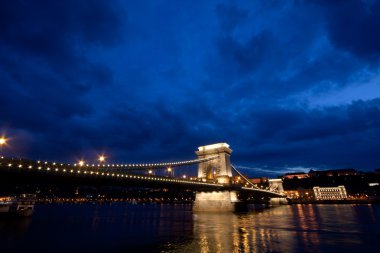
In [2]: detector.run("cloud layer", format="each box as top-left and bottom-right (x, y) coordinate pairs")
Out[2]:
(1, 1), (380, 176)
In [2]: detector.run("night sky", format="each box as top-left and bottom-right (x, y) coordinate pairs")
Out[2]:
(1, 1), (380, 176)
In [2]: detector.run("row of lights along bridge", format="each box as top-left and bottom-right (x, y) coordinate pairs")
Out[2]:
(0, 136), (182, 178)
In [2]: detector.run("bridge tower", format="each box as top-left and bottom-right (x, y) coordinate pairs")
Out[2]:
(268, 179), (288, 205)
(268, 179), (284, 194)
(193, 143), (238, 212)
(195, 143), (232, 184)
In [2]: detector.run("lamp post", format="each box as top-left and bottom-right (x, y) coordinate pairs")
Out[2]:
(98, 155), (106, 163)
(0, 136), (6, 155)
(167, 167), (173, 177)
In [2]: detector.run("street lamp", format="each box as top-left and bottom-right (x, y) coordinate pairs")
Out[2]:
(78, 160), (85, 166)
(167, 167), (172, 177)
(0, 136), (6, 155)
(0, 137), (6, 145)
(98, 155), (106, 163)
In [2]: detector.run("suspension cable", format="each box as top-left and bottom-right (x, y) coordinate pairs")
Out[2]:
(231, 164), (259, 189)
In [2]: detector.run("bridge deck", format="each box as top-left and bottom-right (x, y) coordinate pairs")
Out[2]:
(0, 156), (284, 197)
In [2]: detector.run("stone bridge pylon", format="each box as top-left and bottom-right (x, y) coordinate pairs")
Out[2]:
(196, 143), (232, 184)
(194, 143), (238, 211)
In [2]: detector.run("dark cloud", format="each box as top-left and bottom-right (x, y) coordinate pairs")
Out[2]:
(313, 0), (380, 61)
(216, 4), (248, 33)
(0, 1), (380, 175)
(0, 0), (122, 130)
(233, 99), (380, 169)
(207, 2), (371, 103)
(0, 0), (123, 49)
(216, 31), (275, 76)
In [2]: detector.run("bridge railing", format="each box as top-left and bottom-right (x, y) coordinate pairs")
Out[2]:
(1, 156), (285, 197)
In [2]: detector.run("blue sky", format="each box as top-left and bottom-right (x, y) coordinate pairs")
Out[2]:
(1, 0), (380, 176)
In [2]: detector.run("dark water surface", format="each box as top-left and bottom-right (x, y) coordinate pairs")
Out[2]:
(0, 203), (379, 252)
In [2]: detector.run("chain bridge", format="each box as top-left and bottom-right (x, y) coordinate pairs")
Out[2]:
(0, 143), (287, 211)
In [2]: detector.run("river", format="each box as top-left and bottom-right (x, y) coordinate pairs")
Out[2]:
(0, 203), (379, 252)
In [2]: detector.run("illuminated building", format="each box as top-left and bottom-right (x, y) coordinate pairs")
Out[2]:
(282, 172), (309, 179)
(284, 188), (314, 200)
(313, 186), (348, 200)
(248, 177), (268, 184)
(309, 169), (357, 177)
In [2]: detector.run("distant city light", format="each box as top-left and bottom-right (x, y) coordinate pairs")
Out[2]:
(167, 167), (172, 172)
(78, 160), (85, 166)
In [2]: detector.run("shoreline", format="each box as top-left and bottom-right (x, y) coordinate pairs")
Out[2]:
(33, 198), (380, 205)
(288, 199), (379, 204)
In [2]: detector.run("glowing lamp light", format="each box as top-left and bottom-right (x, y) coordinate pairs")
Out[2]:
(78, 160), (85, 166)
(0, 137), (6, 145)
(98, 155), (106, 162)
(198, 143), (229, 151)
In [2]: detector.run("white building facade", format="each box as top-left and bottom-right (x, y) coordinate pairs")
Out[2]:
(313, 185), (348, 200)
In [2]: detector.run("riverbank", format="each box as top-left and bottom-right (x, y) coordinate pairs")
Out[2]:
(289, 199), (380, 204)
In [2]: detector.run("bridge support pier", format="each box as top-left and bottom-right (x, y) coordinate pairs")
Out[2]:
(193, 191), (238, 212)
(269, 197), (289, 206)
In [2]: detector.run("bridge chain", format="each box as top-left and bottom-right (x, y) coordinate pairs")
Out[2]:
(0, 155), (219, 171)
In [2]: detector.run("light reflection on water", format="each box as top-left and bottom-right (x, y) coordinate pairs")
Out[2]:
(0, 203), (379, 253)
(166, 204), (380, 253)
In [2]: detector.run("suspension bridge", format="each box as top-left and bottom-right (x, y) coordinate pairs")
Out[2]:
(0, 143), (287, 211)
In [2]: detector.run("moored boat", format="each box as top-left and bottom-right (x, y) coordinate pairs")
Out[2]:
(0, 196), (13, 213)
(0, 194), (35, 217)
